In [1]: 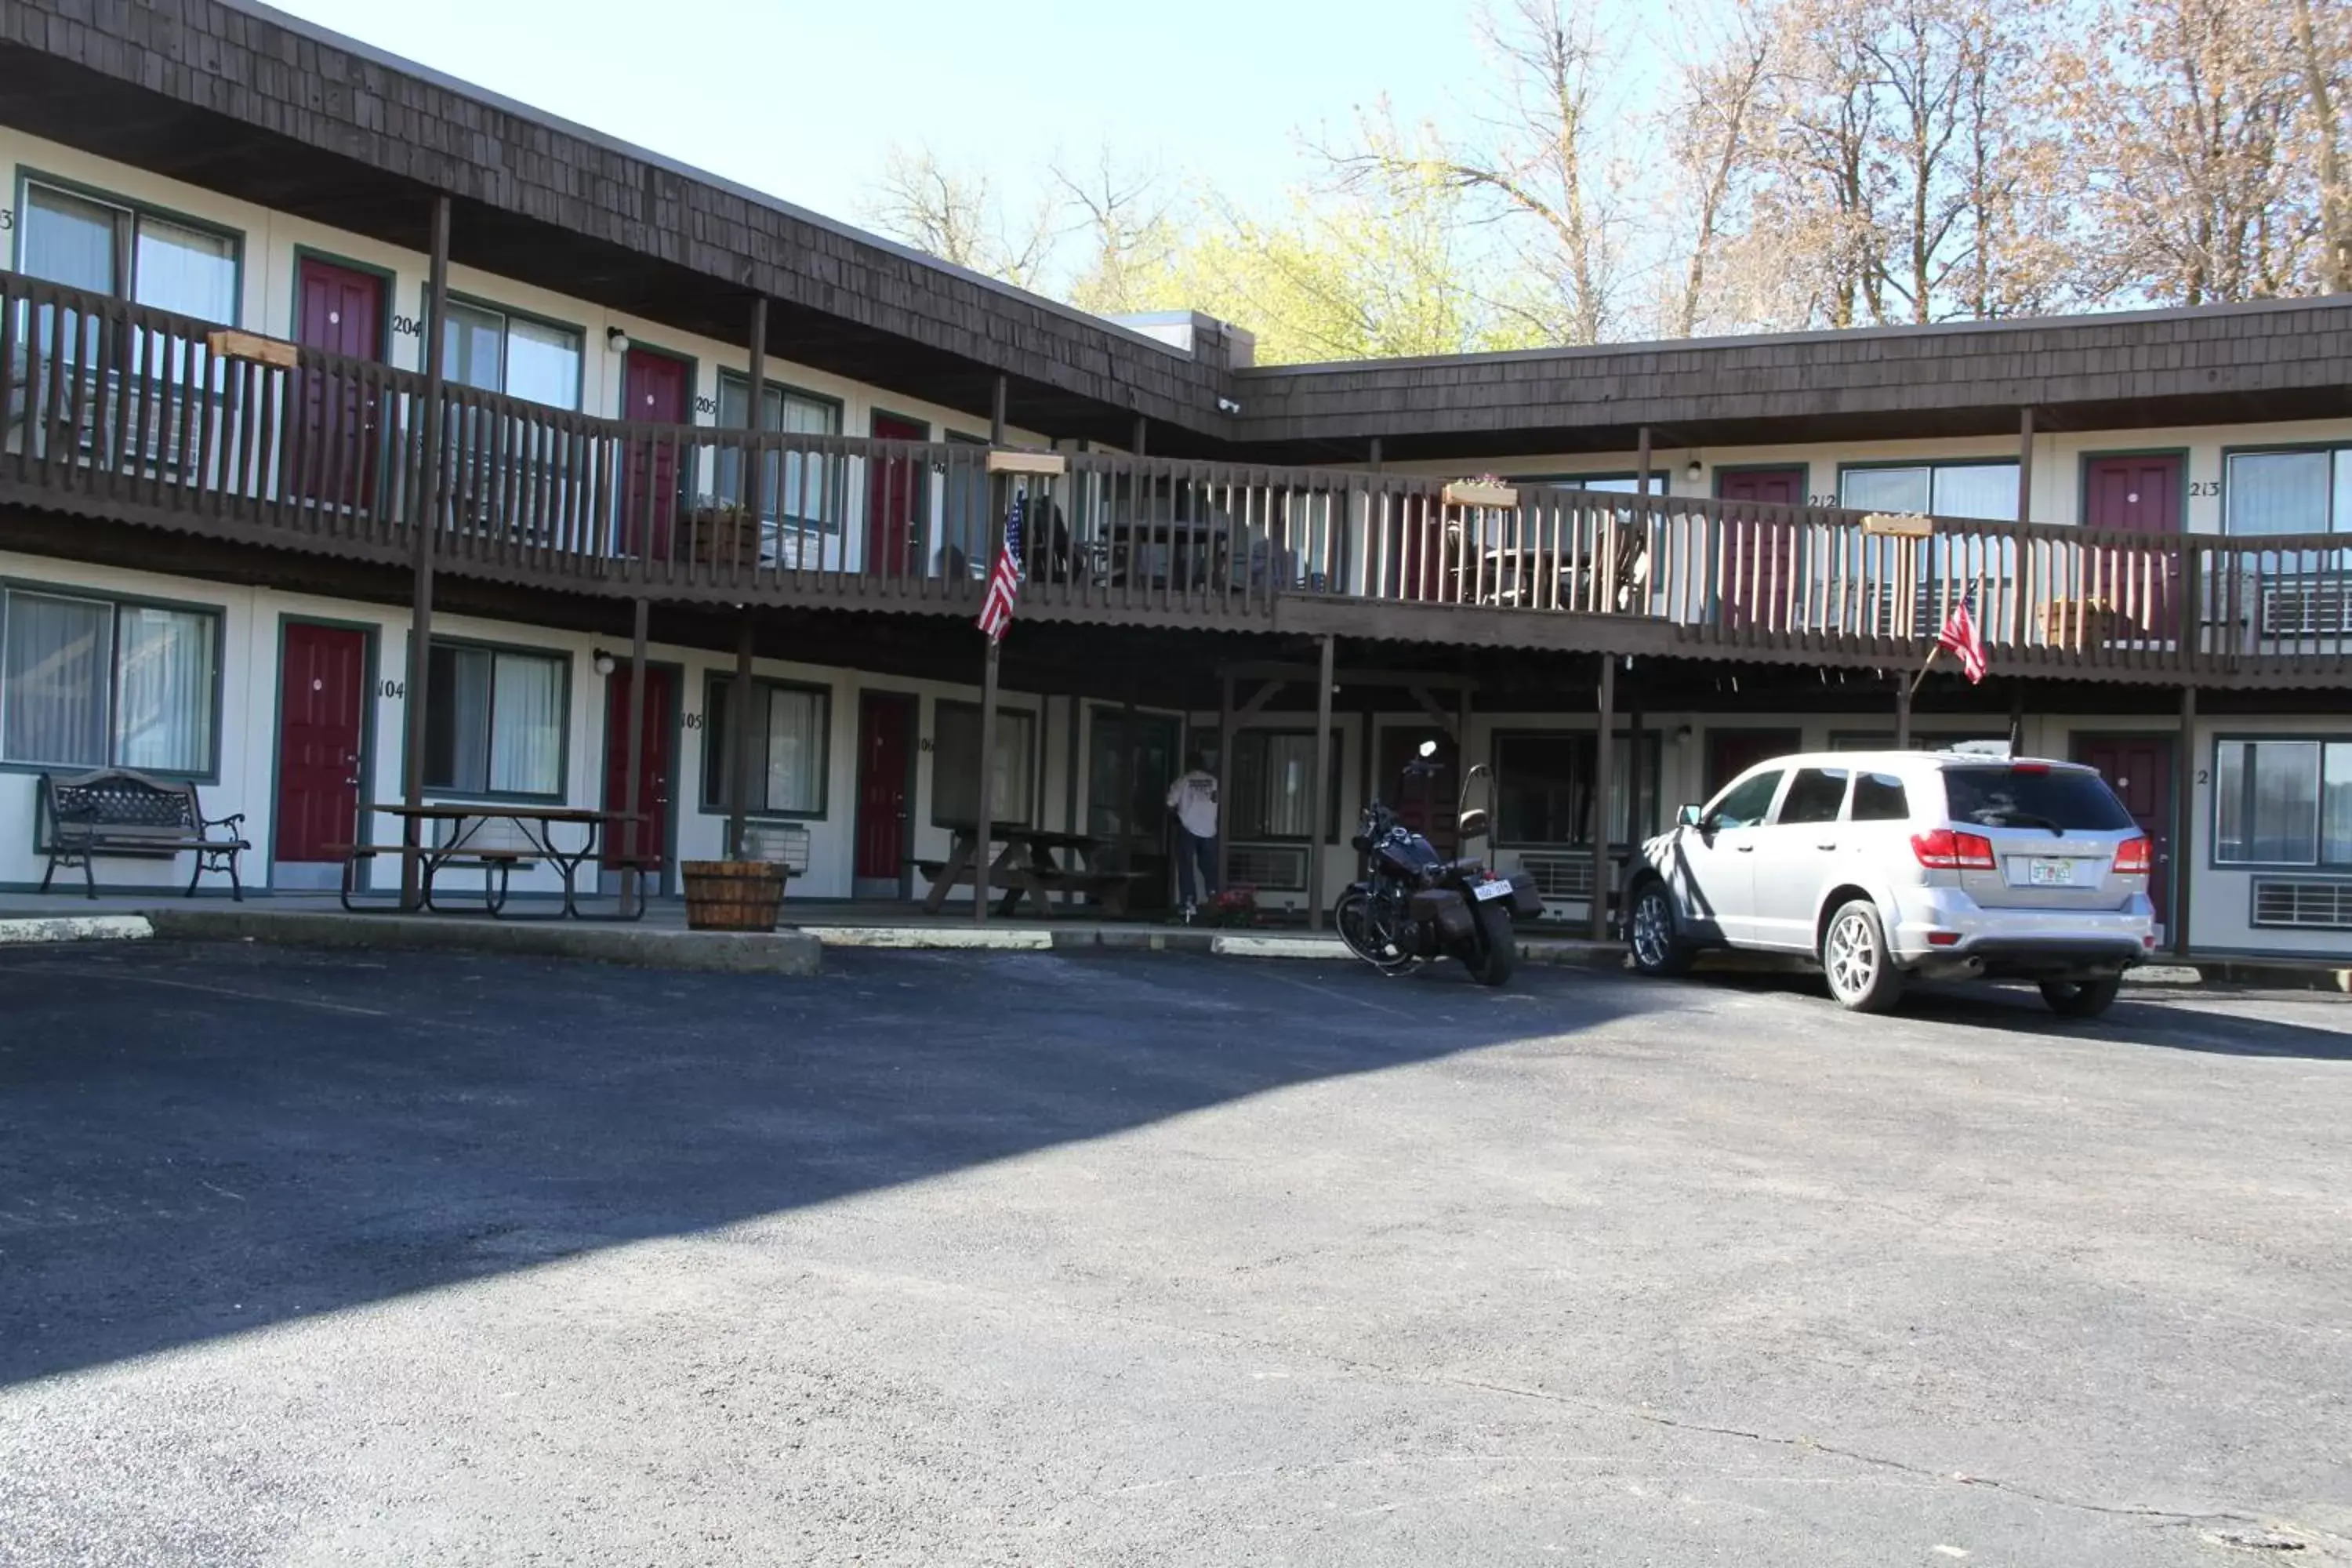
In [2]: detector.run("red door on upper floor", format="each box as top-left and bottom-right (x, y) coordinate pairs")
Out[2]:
(2083, 454), (2183, 639)
(855, 691), (916, 892)
(273, 622), (369, 868)
(2074, 734), (2175, 929)
(289, 258), (386, 512)
(622, 350), (689, 559)
(866, 413), (927, 579)
(1716, 467), (1806, 630)
(602, 665), (675, 873)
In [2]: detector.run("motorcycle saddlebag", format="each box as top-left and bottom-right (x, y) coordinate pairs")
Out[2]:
(1409, 887), (1475, 942)
(1504, 869), (1544, 920)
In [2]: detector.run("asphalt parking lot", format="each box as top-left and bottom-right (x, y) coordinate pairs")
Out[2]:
(2, 942), (2347, 1566)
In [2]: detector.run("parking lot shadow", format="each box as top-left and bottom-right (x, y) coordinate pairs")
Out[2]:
(0, 941), (1663, 1388)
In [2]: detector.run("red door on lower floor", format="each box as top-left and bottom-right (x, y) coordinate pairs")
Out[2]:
(2074, 734), (2175, 928)
(1716, 467), (1806, 629)
(602, 666), (675, 871)
(1379, 727), (1458, 856)
(1704, 727), (1802, 801)
(855, 691), (914, 890)
(274, 622), (368, 865)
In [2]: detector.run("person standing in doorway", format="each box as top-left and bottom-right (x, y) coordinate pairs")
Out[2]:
(1167, 751), (1218, 923)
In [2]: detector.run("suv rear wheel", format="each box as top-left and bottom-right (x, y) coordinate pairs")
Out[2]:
(2039, 976), (2122, 1018)
(1822, 898), (1905, 1013)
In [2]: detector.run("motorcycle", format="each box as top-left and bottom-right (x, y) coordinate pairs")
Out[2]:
(1334, 741), (1544, 986)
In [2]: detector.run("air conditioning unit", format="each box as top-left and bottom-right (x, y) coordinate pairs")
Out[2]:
(2251, 877), (2352, 931)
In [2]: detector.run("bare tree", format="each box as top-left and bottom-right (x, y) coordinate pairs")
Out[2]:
(1052, 147), (1180, 317)
(862, 143), (1055, 289)
(1663, 0), (1777, 336)
(2289, 0), (2352, 292)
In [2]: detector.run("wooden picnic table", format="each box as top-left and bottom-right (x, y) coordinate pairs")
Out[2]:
(919, 821), (1142, 917)
(339, 803), (648, 920)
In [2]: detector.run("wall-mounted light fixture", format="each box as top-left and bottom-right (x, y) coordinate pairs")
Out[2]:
(1683, 455), (1704, 484)
(605, 326), (631, 355)
(591, 650), (616, 677)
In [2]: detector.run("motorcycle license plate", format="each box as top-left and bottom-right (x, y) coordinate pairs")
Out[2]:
(2027, 858), (2074, 887)
(1472, 879), (1512, 902)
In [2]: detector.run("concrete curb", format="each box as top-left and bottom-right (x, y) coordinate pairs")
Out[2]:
(815, 926), (1054, 952)
(0, 914), (154, 946)
(143, 908), (821, 975)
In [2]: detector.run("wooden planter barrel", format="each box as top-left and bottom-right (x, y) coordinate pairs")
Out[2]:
(680, 860), (786, 932)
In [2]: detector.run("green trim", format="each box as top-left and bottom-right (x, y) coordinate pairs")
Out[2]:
(2074, 447), (2190, 533)
(13, 165), (246, 325)
(287, 246), (397, 361)
(0, 575), (227, 782)
(263, 614), (380, 891)
(2207, 731), (2352, 873)
(934, 697), (1040, 827)
(713, 368), (847, 535)
(2215, 441), (2352, 536)
(397, 630), (574, 803)
(695, 670), (832, 819)
(433, 286), (589, 410)
(713, 366), (847, 427)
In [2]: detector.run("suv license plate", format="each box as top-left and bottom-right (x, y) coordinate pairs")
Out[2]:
(2027, 858), (2074, 887)
(1472, 879), (1512, 902)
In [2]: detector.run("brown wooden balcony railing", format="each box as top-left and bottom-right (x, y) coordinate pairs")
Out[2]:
(2, 270), (2343, 681)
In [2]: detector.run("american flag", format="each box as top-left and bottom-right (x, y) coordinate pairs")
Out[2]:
(1936, 586), (1988, 684)
(977, 492), (1025, 643)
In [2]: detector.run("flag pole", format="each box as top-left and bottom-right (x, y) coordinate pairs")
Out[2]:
(1907, 641), (1940, 700)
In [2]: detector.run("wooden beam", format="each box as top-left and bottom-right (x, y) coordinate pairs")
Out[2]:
(1235, 680), (1285, 724)
(975, 634), (1000, 925)
(985, 448), (1067, 477)
(2172, 684), (2196, 958)
(1409, 684), (1460, 740)
(1591, 655), (1615, 941)
(1214, 661), (1479, 691)
(399, 192), (452, 911)
(726, 612), (756, 859)
(621, 597), (649, 907)
(1217, 673), (1236, 901)
(990, 375), (1008, 445)
(1308, 635), (1335, 931)
(1895, 672), (1913, 750)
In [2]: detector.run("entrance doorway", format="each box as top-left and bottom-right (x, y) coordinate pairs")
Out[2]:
(601, 664), (676, 889)
(289, 256), (387, 511)
(2074, 732), (2176, 931)
(272, 620), (371, 891)
(1704, 727), (1802, 800)
(1716, 467), (1806, 629)
(1088, 706), (1181, 915)
(854, 691), (916, 898)
(622, 350), (690, 558)
(2083, 453), (2185, 637)
(867, 412), (927, 579)
(1378, 725), (1458, 856)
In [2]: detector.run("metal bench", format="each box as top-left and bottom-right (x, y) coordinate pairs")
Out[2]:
(38, 768), (249, 900)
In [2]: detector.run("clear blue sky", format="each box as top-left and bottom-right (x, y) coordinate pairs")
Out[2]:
(268, 0), (1512, 233)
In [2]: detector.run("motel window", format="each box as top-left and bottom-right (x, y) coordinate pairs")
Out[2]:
(1229, 731), (1341, 842)
(2213, 739), (2352, 868)
(2223, 449), (2352, 536)
(1522, 473), (1668, 495)
(17, 180), (239, 324)
(423, 643), (565, 797)
(714, 374), (844, 535)
(700, 675), (829, 816)
(440, 298), (583, 411)
(1838, 462), (2019, 521)
(931, 702), (1035, 827)
(1492, 731), (1661, 848)
(0, 587), (219, 775)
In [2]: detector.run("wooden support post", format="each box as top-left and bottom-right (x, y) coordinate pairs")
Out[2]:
(1131, 416), (1146, 457)
(1628, 698), (1645, 848)
(1895, 673), (1913, 750)
(2013, 408), (2036, 648)
(1635, 425), (1653, 495)
(743, 295), (768, 430)
(621, 597), (650, 905)
(399, 193), (452, 911)
(726, 612), (755, 859)
(975, 636), (1000, 925)
(1308, 635), (1335, 931)
(1591, 656), (1616, 942)
(2172, 685), (2197, 958)
(1217, 673), (1236, 900)
(991, 374), (1008, 446)
(2009, 685), (2027, 757)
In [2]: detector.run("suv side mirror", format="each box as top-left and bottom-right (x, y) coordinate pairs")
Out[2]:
(1677, 804), (1704, 829)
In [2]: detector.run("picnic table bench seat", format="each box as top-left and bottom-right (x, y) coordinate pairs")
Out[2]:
(38, 768), (248, 900)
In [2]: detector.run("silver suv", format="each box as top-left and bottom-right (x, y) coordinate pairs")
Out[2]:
(1624, 750), (2157, 1016)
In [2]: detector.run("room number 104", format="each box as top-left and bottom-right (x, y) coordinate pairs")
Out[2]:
(379, 678), (406, 699)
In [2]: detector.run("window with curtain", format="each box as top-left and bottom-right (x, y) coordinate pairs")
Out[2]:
(1838, 463), (2019, 521)
(0, 588), (217, 774)
(1230, 731), (1341, 841)
(18, 181), (238, 324)
(438, 298), (582, 411)
(423, 643), (564, 797)
(1492, 731), (1661, 847)
(2214, 739), (2352, 866)
(714, 374), (843, 534)
(931, 702), (1035, 826)
(2224, 449), (2349, 536)
(1523, 473), (1668, 495)
(700, 677), (829, 815)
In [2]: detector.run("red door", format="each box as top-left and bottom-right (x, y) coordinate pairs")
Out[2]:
(622, 350), (689, 559)
(1704, 727), (1802, 800)
(274, 622), (368, 864)
(866, 413), (926, 579)
(602, 665), (674, 870)
(2075, 735), (2175, 928)
(2084, 454), (2183, 637)
(289, 259), (386, 512)
(1717, 467), (1806, 630)
(855, 691), (914, 888)
(1379, 727), (1458, 855)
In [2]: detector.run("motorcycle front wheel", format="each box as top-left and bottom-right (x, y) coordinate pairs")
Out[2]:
(1334, 887), (1417, 974)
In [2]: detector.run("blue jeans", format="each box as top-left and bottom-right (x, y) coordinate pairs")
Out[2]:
(1175, 829), (1218, 906)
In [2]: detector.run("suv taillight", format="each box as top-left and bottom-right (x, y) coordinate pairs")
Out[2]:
(1912, 828), (1996, 870)
(2113, 836), (2151, 876)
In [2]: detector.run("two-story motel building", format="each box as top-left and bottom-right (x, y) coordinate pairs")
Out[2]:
(4, 0), (2350, 959)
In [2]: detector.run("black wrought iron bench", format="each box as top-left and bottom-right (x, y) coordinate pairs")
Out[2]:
(38, 768), (249, 900)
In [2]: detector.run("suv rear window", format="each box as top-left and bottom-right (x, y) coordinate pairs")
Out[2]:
(1940, 767), (2133, 832)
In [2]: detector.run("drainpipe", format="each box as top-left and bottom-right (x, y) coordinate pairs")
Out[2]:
(1592, 655), (1616, 941)
(399, 193), (452, 911)
(1308, 634), (1335, 930)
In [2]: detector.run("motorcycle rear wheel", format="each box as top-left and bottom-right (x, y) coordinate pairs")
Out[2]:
(1335, 888), (1417, 974)
(1466, 900), (1516, 987)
